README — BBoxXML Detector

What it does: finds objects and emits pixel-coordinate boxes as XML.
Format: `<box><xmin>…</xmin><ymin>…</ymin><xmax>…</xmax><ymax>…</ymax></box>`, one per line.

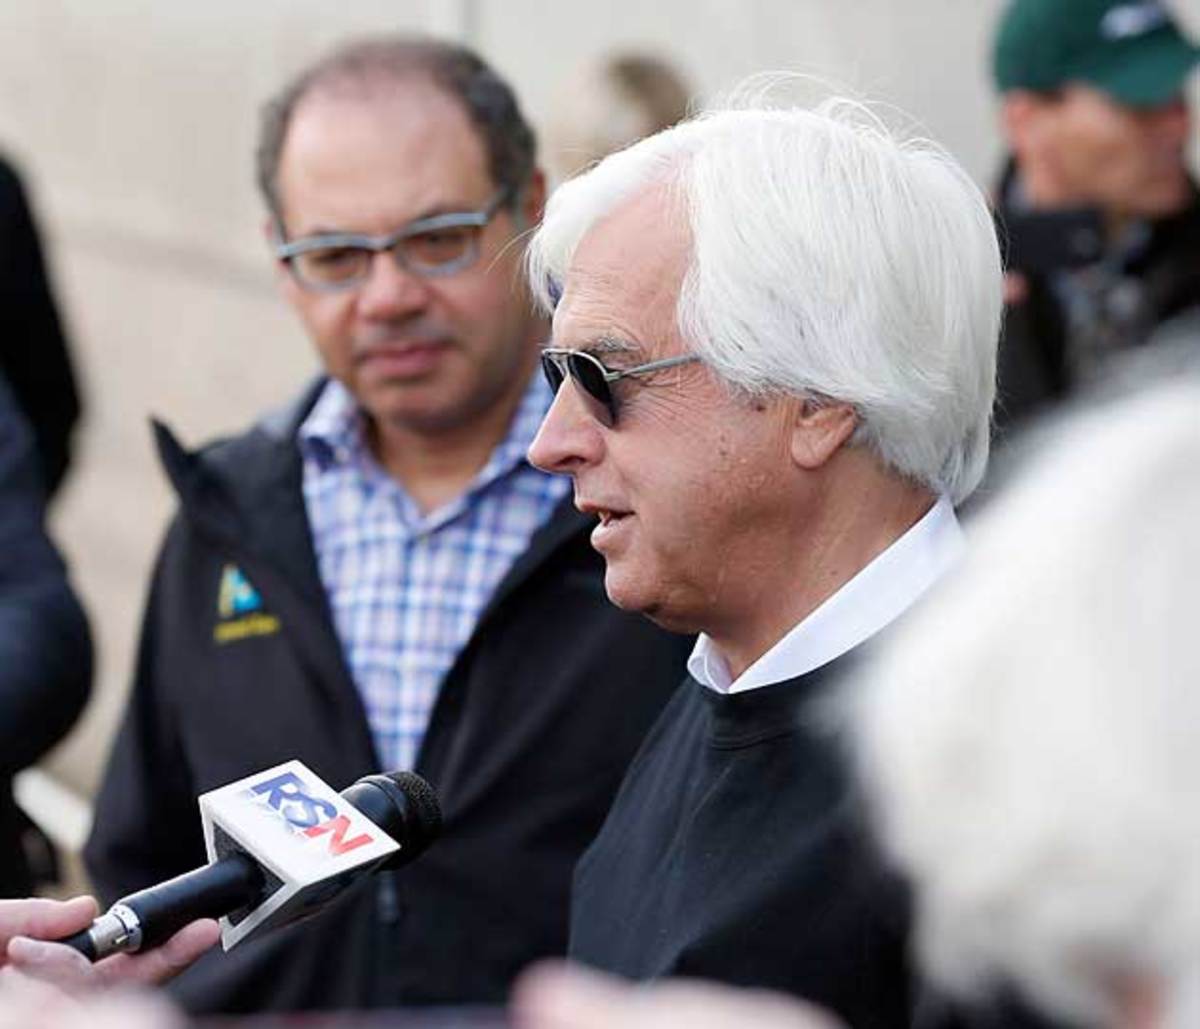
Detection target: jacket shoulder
<box><xmin>151</xmin><ymin>379</ymin><xmax>324</xmax><ymax>510</ymax></box>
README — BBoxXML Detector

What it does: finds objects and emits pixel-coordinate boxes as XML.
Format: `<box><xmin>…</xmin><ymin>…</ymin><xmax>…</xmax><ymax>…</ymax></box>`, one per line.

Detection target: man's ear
<box><xmin>790</xmin><ymin>400</ymin><xmax>858</xmax><ymax>470</ymax></box>
<box><xmin>1001</xmin><ymin>91</ymin><xmax>1046</xmax><ymax>155</ymax></box>
<box><xmin>263</xmin><ymin>216</ymin><xmax>294</xmax><ymax>294</ymax></box>
<box><xmin>518</xmin><ymin>168</ymin><xmax>547</xmax><ymax>230</ymax></box>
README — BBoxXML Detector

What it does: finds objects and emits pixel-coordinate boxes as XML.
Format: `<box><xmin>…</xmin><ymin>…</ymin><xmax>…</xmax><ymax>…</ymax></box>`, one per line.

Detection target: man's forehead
<box><xmin>564</xmin><ymin>185</ymin><xmax>688</xmax><ymax>294</ymax></box>
<box><xmin>279</xmin><ymin>81</ymin><xmax>493</xmax><ymax>227</ymax></box>
<box><xmin>297</xmin><ymin>73</ymin><xmax>468</xmax><ymax>131</ymax></box>
<box><xmin>553</xmin><ymin>186</ymin><xmax>689</xmax><ymax>351</ymax></box>
<box><xmin>584</xmin><ymin>183</ymin><xmax>685</xmax><ymax>255</ymax></box>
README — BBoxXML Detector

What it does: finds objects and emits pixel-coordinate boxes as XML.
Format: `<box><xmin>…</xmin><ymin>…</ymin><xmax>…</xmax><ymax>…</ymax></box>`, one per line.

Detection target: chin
<box><xmin>602</xmin><ymin>579</ymin><xmax>646</xmax><ymax>615</ymax></box>
<box><xmin>1133</xmin><ymin>178</ymin><xmax>1190</xmax><ymax>217</ymax></box>
<box><xmin>603</xmin><ymin>570</ymin><xmax>695</xmax><ymax>635</ymax></box>
<box><xmin>365</xmin><ymin>390</ymin><xmax>480</xmax><ymax>436</ymax></box>
<box><xmin>602</xmin><ymin>566</ymin><xmax>656</xmax><ymax>615</ymax></box>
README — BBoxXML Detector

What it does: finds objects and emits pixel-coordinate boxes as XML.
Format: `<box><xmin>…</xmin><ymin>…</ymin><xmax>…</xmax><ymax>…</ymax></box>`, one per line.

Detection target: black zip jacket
<box><xmin>84</xmin><ymin>381</ymin><xmax>691</xmax><ymax>1013</ymax></box>
<box><xmin>0</xmin><ymin>373</ymin><xmax>90</xmax><ymax>895</ymax></box>
<box><xmin>994</xmin><ymin>160</ymin><xmax>1200</xmax><ymax>431</ymax></box>
<box><xmin>0</xmin><ymin>155</ymin><xmax>81</xmax><ymax>497</ymax></box>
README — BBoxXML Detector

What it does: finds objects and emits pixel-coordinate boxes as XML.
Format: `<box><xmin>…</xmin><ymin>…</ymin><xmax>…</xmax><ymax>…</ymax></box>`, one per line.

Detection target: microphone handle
<box><xmin>59</xmin><ymin>853</ymin><xmax>263</xmax><ymax>959</ymax></box>
<box><xmin>127</xmin><ymin>852</ymin><xmax>264</xmax><ymax>949</ymax></box>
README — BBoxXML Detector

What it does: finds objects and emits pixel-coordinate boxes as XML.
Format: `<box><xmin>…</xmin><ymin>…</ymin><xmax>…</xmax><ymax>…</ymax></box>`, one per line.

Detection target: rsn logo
<box><xmin>249</xmin><ymin>771</ymin><xmax>375</xmax><ymax>857</ymax></box>
<box><xmin>1101</xmin><ymin>2</ymin><xmax>1169</xmax><ymax>40</ymax></box>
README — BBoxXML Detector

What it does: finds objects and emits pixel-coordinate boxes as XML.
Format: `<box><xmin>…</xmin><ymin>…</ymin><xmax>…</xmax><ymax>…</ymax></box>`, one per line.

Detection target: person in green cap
<box><xmin>991</xmin><ymin>0</ymin><xmax>1200</xmax><ymax>428</ymax></box>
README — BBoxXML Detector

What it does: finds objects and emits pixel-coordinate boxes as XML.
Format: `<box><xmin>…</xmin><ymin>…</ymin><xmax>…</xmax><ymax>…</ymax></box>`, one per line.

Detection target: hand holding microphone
<box><xmin>56</xmin><ymin>761</ymin><xmax>441</xmax><ymax>963</ymax></box>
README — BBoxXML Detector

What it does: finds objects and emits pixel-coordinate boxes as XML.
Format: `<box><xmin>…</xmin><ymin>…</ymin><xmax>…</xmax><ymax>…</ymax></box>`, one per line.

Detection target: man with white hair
<box><xmin>526</xmin><ymin>93</ymin><xmax>1005</xmax><ymax>1025</ymax></box>
<box><xmin>512</xmin><ymin>384</ymin><xmax>1200</xmax><ymax>1029</ymax></box>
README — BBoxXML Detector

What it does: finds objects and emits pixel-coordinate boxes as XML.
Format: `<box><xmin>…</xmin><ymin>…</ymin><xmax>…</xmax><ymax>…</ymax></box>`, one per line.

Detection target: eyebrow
<box><xmin>585</xmin><ymin>334</ymin><xmax>643</xmax><ymax>357</ymax></box>
<box><xmin>296</xmin><ymin>200</ymin><xmax>487</xmax><ymax>239</ymax></box>
<box><xmin>541</xmin><ymin>334</ymin><xmax>648</xmax><ymax>363</ymax></box>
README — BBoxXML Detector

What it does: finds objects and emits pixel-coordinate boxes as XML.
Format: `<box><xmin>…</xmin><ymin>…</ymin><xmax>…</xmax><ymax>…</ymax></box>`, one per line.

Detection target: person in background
<box><xmin>84</xmin><ymin>35</ymin><xmax>689</xmax><ymax>1016</ymax></box>
<box><xmin>0</xmin><ymin>155</ymin><xmax>82</xmax><ymax>497</ymax></box>
<box><xmin>0</xmin><ymin>373</ymin><xmax>90</xmax><ymax>897</ymax></box>
<box><xmin>990</xmin><ymin>0</ymin><xmax>1200</xmax><ymax>429</ymax></box>
<box><xmin>547</xmin><ymin>52</ymin><xmax>692</xmax><ymax>181</ymax></box>
<box><xmin>525</xmin><ymin>86</ymin><xmax>1015</xmax><ymax>1026</ymax></box>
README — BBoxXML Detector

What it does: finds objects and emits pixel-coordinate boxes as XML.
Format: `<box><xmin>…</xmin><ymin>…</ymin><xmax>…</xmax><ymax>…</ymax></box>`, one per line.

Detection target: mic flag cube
<box><xmin>199</xmin><ymin>759</ymin><xmax>400</xmax><ymax>950</ymax></box>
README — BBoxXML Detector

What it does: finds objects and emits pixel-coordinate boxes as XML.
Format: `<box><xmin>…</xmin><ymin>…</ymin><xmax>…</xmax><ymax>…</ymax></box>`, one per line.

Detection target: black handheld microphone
<box><xmin>60</xmin><ymin>765</ymin><xmax>441</xmax><ymax>961</ymax></box>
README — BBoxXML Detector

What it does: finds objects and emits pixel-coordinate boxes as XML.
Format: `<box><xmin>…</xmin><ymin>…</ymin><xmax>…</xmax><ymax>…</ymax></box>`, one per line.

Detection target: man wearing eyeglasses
<box><xmin>524</xmin><ymin>98</ymin><xmax>1020</xmax><ymax>1027</ymax></box>
<box><xmin>84</xmin><ymin>37</ymin><xmax>689</xmax><ymax>1016</ymax></box>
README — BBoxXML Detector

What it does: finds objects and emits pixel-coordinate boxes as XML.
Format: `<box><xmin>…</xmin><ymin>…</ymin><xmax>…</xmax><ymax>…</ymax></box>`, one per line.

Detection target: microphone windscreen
<box><xmin>340</xmin><ymin>771</ymin><xmax>442</xmax><ymax>869</ymax></box>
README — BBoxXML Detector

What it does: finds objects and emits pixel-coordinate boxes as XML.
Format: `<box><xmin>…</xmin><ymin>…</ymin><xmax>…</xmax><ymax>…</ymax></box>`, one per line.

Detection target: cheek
<box><xmin>441</xmin><ymin>263</ymin><xmax>524</xmax><ymax>333</ymax></box>
<box><xmin>295</xmin><ymin>295</ymin><xmax>355</xmax><ymax>367</ymax></box>
<box><xmin>629</xmin><ymin>451</ymin><xmax>728</xmax><ymax>557</ymax></box>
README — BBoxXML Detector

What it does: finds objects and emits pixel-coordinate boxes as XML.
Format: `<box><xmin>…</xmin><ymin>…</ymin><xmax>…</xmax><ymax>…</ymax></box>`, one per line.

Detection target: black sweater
<box><xmin>570</xmin><ymin>663</ymin><xmax>915</xmax><ymax>1028</ymax></box>
<box><xmin>570</xmin><ymin>664</ymin><xmax>1065</xmax><ymax>1029</ymax></box>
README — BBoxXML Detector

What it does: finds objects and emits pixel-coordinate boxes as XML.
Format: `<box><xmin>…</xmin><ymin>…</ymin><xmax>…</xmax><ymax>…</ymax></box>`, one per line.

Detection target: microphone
<box><xmin>60</xmin><ymin>761</ymin><xmax>441</xmax><ymax>961</ymax></box>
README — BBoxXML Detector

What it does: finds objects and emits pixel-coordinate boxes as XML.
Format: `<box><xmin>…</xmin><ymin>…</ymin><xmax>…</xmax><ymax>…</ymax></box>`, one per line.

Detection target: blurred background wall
<box><xmin>0</xmin><ymin>0</ymin><xmax>1196</xmax><ymax>879</ymax></box>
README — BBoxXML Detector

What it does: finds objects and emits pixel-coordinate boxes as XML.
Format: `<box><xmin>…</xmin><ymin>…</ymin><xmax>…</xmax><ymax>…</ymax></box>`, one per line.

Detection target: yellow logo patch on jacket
<box><xmin>214</xmin><ymin>564</ymin><xmax>281</xmax><ymax>643</ymax></box>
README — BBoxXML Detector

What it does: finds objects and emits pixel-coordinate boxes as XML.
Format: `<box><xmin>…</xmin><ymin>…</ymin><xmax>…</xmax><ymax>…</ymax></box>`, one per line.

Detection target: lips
<box><xmin>578</xmin><ymin>500</ymin><xmax>632</xmax><ymax>523</ymax></box>
<box><xmin>578</xmin><ymin>501</ymin><xmax>633</xmax><ymax>551</ymax></box>
<box><xmin>355</xmin><ymin>339</ymin><xmax>450</xmax><ymax>379</ymax></box>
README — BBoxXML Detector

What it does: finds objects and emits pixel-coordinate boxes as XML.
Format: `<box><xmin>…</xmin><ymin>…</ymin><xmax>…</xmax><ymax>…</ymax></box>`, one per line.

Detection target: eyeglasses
<box><xmin>275</xmin><ymin>188</ymin><xmax>511</xmax><ymax>292</ymax></box>
<box><xmin>540</xmin><ymin>347</ymin><xmax>701</xmax><ymax>427</ymax></box>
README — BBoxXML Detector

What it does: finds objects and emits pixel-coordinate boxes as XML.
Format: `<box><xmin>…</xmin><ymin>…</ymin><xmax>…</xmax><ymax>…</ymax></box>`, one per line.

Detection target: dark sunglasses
<box><xmin>540</xmin><ymin>347</ymin><xmax>702</xmax><ymax>426</ymax></box>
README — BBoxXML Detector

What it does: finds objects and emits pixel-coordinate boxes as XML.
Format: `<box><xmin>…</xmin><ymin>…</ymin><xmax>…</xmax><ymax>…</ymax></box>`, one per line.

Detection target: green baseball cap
<box><xmin>993</xmin><ymin>0</ymin><xmax>1200</xmax><ymax>106</ymax></box>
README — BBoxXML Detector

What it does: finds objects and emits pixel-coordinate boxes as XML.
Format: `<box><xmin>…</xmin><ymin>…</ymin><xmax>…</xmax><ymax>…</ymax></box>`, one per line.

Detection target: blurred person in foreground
<box><xmin>0</xmin><ymin>155</ymin><xmax>83</xmax><ymax>498</ymax></box>
<box><xmin>512</xmin><ymin>381</ymin><xmax>1200</xmax><ymax>1029</ymax></box>
<box><xmin>524</xmin><ymin>85</ymin><xmax>1012</xmax><ymax>1026</ymax></box>
<box><xmin>991</xmin><ymin>0</ymin><xmax>1200</xmax><ymax>430</ymax></box>
<box><xmin>856</xmin><ymin>381</ymin><xmax>1200</xmax><ymax>1029</ymax></box>
<box><xmin>0</xmin><ymin>374</ymin><xmax>90</xmax><ymax>897</ymax></box>
<box><xmin>547</xmin><ymin>52</ymin><xmax>692</xmax><ymax>182</ymax></box>
<box><xmin>83</xmin><ymin>35</ymin><xmax>689</xmax><ymax>1015</ymax></box>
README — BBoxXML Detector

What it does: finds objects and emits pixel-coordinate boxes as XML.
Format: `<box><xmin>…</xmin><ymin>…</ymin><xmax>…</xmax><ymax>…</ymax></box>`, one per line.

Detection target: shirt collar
<box><xmin>688</xmin><ymin>494</ymin><xmax>964</xmax><ymax>693</ymax></box>
<box><xmin>297</xmin><ymin>378</ymin><xmax>365</xmax><ymax>469</ymax></box>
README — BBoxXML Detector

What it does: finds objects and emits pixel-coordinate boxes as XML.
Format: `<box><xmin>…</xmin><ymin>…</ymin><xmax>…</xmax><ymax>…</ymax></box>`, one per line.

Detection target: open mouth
<box><xmin>597</xmin><ymin>510</ymin><xmax>631</xmax><ymax>526</ymax></box>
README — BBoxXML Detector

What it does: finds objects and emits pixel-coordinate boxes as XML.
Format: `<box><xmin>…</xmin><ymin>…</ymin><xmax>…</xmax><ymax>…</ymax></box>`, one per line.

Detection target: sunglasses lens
<box><xmin>568</xmin><ymin>354</ymin><xmax>616</xmax><ymax>427</ymax></box>
<box><xmin>540</xmin><ymin>352</ymin><xmax>565</xmax><ymax>393</ymax></box>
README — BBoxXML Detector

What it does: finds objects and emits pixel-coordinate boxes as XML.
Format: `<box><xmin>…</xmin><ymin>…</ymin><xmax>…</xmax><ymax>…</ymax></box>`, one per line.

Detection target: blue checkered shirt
<box><xmin>298</xmin><ymin>375</ymin><xmax>570</xmax><ymax>772</ymax></box>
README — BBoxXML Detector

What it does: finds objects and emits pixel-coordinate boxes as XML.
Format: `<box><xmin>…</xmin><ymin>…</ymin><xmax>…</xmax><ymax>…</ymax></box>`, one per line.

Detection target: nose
<box><xmin>528</xmin><ymin>377</ymin><xmax>605</xmax><ymax>475</ymax></box>
<box><xmin>356</xmin><ymin>250</ymin><xmax>431</xmax><ymax>320</ymax></box>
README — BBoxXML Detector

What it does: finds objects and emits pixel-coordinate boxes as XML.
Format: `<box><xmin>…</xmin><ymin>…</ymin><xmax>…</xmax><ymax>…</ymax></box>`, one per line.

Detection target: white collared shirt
<box><xmin>688</xmin><ymin>495</ymin><xmax>963</xmax><ymax>693</ymax></box>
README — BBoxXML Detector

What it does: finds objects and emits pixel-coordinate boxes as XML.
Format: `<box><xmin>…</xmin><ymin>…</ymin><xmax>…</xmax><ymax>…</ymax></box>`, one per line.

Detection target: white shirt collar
<box><xmin>688</xmin><ymin>495</ymin><xmax>963</xmax><ymax>693</ymax></box>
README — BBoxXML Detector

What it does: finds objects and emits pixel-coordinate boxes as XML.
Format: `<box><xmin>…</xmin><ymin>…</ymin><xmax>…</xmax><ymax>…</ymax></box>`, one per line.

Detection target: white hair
<box><xmin>528</xmin><ymin>83</ymin><xmax>1003</xmax><ymax>504</ymax></box>
<box><xmin>851</xmin><ymin>383</ymin><xmax>1200</xmax><ymax>1027</ymax></box>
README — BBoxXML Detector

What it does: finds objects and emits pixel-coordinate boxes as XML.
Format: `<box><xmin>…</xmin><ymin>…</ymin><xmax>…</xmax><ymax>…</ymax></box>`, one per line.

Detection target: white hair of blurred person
<box><xmin>528</xmin><ymin>81</ymin><xmax>1002</xmax><ymax>505</ymax></box>
<box><xmin>853</xmin><ymin>382</ymin><xmax>1200</xmax><ymax>1028</ymax></box>
<box><xmin>547</xmin><ymin>53</ymin><xmax>692</xmax><ymax>181</ymax></box>
<box><xmin>512</xmin><ymin>961</ymin><xmax>845</xmax><ymax>1029</ymax></box>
